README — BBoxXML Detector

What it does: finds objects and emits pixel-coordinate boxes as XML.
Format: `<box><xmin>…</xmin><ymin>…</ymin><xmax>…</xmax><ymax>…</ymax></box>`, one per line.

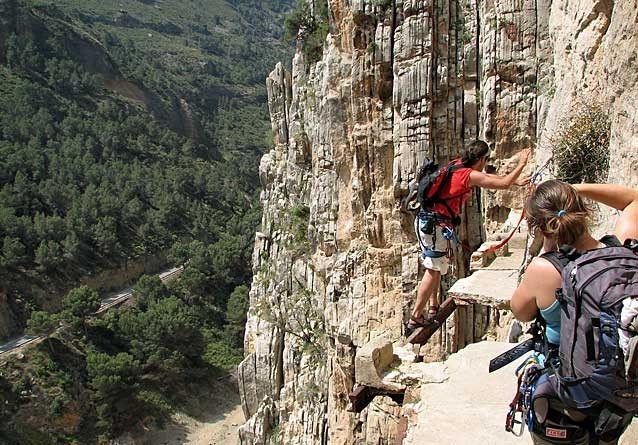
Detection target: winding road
<box><xmin>0</xmin><ymin>266</ymin><xmax>183</xmax><ymax>355</ymax></box>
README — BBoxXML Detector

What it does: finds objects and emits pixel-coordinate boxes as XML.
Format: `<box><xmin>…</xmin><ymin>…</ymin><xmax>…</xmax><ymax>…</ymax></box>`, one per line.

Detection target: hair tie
<box><xmin>557</xmin><ymin>210</ymin><xmax>567</xmax><ymax>218</ymax></box>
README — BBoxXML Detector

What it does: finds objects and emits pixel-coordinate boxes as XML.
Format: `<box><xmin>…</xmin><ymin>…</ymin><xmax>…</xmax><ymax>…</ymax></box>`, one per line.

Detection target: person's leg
<box><xmin>411</xmin><ymin>267</ymin><xmax>441</xmax><ymax>321</ymax></box>
<box><xmin>409</xmin><ymin>219</ymin><xmax>449</xmax><ymax>330</ymax></box>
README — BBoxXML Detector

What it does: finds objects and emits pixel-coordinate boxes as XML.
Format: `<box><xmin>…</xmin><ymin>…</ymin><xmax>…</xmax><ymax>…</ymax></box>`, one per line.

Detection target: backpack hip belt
<box><xmin>419</xmin><ymin>209</ymin><xmax>456</xmax><ymax>227</ymax></box>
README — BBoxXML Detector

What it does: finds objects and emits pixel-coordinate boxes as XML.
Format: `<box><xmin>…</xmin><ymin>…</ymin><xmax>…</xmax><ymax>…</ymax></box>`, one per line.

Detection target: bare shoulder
<box><xmin>527</xmin><ymin>256</ymin><xmax>560</xmax><ymax>274</ymax></box>
<box><xmin>512</xmin><ymin>256</ymin><xmax>561</xmax><ymax>321</ymax></box>
<box><xmin>468</xmin><ymin>170</ymin><xmax>492</xmax><ymax>188</ymax></box>
<box><xmin>526</xmin><ymin>257</ymin><xmax>562</xmax><ymax>286</ymax></box>
<box><xmin>468</xmin><ymin>169</ymin><xmax>482</xmax><ymax>183</ymax></box>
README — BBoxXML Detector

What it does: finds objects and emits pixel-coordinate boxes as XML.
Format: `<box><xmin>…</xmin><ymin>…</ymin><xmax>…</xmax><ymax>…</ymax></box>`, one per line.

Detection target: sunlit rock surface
<box><xmin>239</xmin><ymin>1</ymin><xmax>638</xmax><ymax>443</ymax></box>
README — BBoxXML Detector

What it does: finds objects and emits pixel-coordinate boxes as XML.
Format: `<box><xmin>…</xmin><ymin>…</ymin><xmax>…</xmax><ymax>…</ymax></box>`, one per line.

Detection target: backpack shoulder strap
<box><xmin>440</xmin><ymin>163</ymin><xmax>466</xmax><ymax>195</ymax></box>
<box><xmin>600</xmin><ymin>234</ymin><xmax>622</xmax><ymax>247</ymax></box>
<box><xmin>430</xmin><ymin>162</ymin><xmax>461</xmax><ymax>197</ymax></box>
<box><xmin>432</xmin><ymin>161</ymin><xmax>463</xmax><ymax>225</ymax></box>
<box><xmin>540</xmin><ymin>251</ymin><xmax>570</xmax><ymax>273</ymax></box>
<box><xmin>429</xmin><ymin>162</ymin><xmax>465</xmax><ymax>217</ymax></box>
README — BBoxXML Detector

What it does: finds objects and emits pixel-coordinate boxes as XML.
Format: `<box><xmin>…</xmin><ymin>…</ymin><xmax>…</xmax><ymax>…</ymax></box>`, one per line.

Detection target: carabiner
<box><xmin>442</xmin><ymin>226</ymin><xmax>455</xmax><ymax>240</ymax></box>
<box><xmin>509</xmin><ymin>409</ymin><xmax>525</xmax><ymax>437</ymax></box>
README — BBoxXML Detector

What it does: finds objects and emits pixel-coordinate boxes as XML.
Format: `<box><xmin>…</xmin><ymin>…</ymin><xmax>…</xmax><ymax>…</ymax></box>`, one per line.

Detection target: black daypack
<box><xmin>403</xmin><ymin>158</ymin><xmax>464</xmax><ymax>219</ymax></box>
<box><xmin>542</xmin><ymin>235</ymin><xmax>638</xmax><ymax>413</ymax></box>
<box><xmin>526</xmin><ymin>370</ymin><xmax>632</xmax><ymax>444</ymax></box>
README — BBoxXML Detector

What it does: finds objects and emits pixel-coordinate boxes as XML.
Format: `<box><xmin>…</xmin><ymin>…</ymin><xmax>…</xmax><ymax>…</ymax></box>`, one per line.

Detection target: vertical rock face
<box><xmin>239</xmin><ymin>1</ymin><xmax>638</xmax><ymax>443</ymax></box>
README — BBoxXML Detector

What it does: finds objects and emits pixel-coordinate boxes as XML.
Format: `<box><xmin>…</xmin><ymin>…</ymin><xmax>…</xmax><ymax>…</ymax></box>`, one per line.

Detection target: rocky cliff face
<box><xmin>239</xmin><ymin>1</ymin><xmax>638</xmax><ymax>443</ymax></box>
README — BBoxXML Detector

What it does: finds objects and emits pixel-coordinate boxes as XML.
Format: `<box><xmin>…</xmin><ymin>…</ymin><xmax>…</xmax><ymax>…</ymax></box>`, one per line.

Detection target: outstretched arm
<box><xmin>573</xmin><ymin>183</ymin><xmax>638</xmax><ymax>242</ymax></box>
<box><xmin>469</xmin><ymin>149</ymin><xmax>530</xmax><ymax>190</ymax></box>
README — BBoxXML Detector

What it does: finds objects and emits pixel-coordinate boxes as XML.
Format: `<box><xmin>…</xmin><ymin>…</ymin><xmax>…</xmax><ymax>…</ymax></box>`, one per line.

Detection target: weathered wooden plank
<box><xmin>407</xmin><ymin>298</ymin><xmax>458</xmax><ymax>345</ymax></box>
<box><xmin>348</xmin><ymin>385</ymin><xmax>369</xmax><ymax>413</ymax></box>
<box><xmin>395</xmin><ymin>415</ymin><xmax>409</xmax><ymax>445</ymax></box>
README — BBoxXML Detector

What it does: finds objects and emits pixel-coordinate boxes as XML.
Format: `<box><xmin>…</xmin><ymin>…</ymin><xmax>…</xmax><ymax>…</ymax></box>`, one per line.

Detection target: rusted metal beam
<box><xmin>348</xmin><ymin>385</ymin><xmax>370</xmax><ymax>413</ymax></box>
<box><xmin>407</xmin><ymin>297</ymin><xmax>457</xmax><ymax>345</ymax></box>
<box><xmin>395</xmin><ymin>415</ymin><xmax>409</xmax><ymax>445</ymax></box>
<box><xmin>348</xmin><ymin>385</ymin><xmax>406</xmax><ymax>413</ymax></box>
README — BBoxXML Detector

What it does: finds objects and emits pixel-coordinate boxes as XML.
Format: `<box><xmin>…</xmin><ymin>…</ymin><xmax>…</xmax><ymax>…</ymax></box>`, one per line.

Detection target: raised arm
<box><xmin>469</xmin><ymin>149</ymin><xmax>530</xmax><ymax>190</ymax></box>
<box><xmin>573</xmin><ymin>183</ymin><xmax>638</xmax><ymax>242</ymax></box>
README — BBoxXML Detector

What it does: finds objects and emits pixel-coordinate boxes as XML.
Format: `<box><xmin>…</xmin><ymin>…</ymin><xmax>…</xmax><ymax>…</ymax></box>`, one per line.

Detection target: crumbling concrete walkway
<box><xmin>402</xmin><ymin>341</ymin><xmax>638</xmax><ymax>444</ymax></box>
<box><xmin>448</xmin><ymin>237</ymin><xmax>525</xmax><ymax>309</ymax></box>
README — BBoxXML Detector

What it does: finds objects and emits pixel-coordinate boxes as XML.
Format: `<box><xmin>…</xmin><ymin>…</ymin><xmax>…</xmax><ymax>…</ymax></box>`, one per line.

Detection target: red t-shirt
<box><xmin>429</xmin><ymin>160</ymin><xmax>473</xmax><ymax>219</ymax></box>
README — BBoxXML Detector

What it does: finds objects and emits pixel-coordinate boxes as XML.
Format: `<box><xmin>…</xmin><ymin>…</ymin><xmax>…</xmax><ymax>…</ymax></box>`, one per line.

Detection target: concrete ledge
<box><xmin>355</xmin><ymin>335</ymin><xmax>403</xmax><ymax>391</ymax></box>
<box><xmin>404</xmin><ymin>342</ymin><xmax>532</xmax><ymax>445</ymax></box>
<box><xmin>403</xmin><ymin>341</ymin><xmax>638</xmax><ymax>445</ymax></box>
<box><xmin>450</xmin><ymin>246</ymin><xmax>524</xmax><ymax>308</ymax></box>
<box><xmin>448</xmin><ymin>268</ymin><xmax>519</xmax><ymax>308</ymax></box>
<box><xmin>470</xmin><ymin>240</ymin><xmax>509</xmax><ymax>270</ymax></box>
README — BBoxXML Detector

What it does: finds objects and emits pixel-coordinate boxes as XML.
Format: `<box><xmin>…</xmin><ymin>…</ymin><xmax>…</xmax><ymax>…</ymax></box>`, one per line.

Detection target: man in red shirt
<box><xmin>407</xmin><ymin>140</ymin><xmax>530</xmax><ymax>334</ymax></box>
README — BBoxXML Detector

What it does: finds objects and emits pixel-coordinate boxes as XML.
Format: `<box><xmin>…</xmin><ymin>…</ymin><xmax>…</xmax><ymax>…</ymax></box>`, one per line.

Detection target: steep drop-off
<box><xmin>240</xmin><ymin>1</ymin><xmax>638</xmax><ymax>443</ymax></box>
<box><xmin>0</xmin><ymin>0</ymin><xmax>293</xmax><ymax>339</ymax></box>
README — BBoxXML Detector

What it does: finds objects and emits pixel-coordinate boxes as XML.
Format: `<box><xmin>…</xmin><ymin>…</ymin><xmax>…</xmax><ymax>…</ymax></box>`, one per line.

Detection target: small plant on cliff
<box><xmin>284</xmin><ymin>0</ymin><xmax>329</xmax><ymax>64</ymax></box>
<box><xmin>538</xmin><ymin>76</ymin><xmax>556</xmax><ymax>99</ymax></box>
<box><xmin>463</xmin><ymin>29</ymin><xmax>473</xmax><ymax>44</ymax></box>
<box><xmin>270</xmin><ymin>423</ymin><xmax>283</xmax><ymax>445</ymax></box>
<box><xmin>475</xmin><ymin>88</ymin><xmax>482</xmax><ymax>108</ymax></box>
<box><xmin>288</xmin><ymin>204</ymin><xmax>310</xmax><ymax>242</ymax></box>
<box><xmin>551</xmin><ymin>103</ymin><xmax>610</xmax><ymax>184</ymax></box>
<box><xmin>255</xmin><ymin>285</ymin><xmax>326</xmax><ymax>355</ymax></box>
<box><xmin>370</xmin><ymin>0</ymin><xmax>392</xmax><ymax>7</ymax></box>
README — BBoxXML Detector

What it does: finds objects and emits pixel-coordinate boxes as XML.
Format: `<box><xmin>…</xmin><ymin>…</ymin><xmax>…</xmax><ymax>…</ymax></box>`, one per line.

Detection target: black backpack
<box><xmin>542</xmin><ymin>235</ymin><xmax>638</xmax><ymax>413</ymax></box>
<box><xmin>403</xmin><ymin>158</ymin><xmax>464</xmax><ymax>219</ymax></box>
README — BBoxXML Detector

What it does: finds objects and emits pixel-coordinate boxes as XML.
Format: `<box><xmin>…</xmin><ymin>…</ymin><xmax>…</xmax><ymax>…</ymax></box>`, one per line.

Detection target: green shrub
<box><xmin>288</xmin><ymin>204</ymin><xmax>310</xmax><ymax>243</ymax></box>
<box><xmin>48</xmin><ymin>393</ymin><xmax>71</xmax><ymax>417</ymax></box>
<box><xmin>284</xmin><ymin>0</ymin><xmax>329</xmax><ymax>63</ymax></box>
<box><xmin>136</xmin><ymin>389</ymin><xmax>173</xmax><ymax>413</ymax></box>
<box><xmin>552</xmin><ymin>104</ymin><xmax>610</xmax><ymax>184</ymax></box>
<box><xmin>203</xmin><ymin>340</ymin><xmax>243</xmax><ymax>370</ymax></box>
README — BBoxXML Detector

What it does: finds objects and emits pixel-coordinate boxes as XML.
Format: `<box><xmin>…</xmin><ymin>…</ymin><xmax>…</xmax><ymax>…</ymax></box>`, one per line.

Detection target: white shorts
<box><xmin>414</xmin><ymin>214</ymin><xmax>451</xmax><ymax>275</ymax></box>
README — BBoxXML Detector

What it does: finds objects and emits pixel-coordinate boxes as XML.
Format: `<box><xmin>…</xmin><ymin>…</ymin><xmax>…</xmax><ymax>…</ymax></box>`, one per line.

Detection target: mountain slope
<box><xmin>0</xmin><ymin>0</ymin><xmax>293</xmax><ymax>337</ymax></box>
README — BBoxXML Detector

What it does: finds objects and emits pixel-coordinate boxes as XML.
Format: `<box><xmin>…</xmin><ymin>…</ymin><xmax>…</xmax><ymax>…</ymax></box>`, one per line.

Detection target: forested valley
<box><xmin>0</xmin><ymin>0</ymin><xmax>293</xmax><ymax>442</ymax></box>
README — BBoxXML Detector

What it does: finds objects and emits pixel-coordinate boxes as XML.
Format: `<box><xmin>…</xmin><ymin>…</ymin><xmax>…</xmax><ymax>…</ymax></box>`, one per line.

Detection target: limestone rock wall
<box><xmin>239</xmin><ymin>1</ymin><xmax>638</xmax><ymax>444</ymax></box>
<box><xmin>538</xmin><ymin>0</ymin><xmax>638</xmax><ymax>234</ymax></box>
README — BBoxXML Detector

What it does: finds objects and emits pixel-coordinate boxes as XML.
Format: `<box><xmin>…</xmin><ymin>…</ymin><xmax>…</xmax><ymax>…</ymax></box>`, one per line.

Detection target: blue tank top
<box><xmin>540</xmin><ymin>299</ymin><xmax>561</xmax><ymax>345</ymax></box>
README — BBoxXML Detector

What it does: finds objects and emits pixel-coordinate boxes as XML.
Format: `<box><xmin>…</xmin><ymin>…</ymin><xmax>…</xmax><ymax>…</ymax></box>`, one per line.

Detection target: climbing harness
<box><xmin>506</xmin><ymin>372</ymin><xmax>526</xmax><ymax>436</ymax></box>
<box><xmin>442</xmin><ymin>226</ymin><xmax>455</xmax><ymax>260</ymax></box>
<box><xmin>415</xmin><ymin>210</ymin><xmax>455</xmax><ymax>259</ymax></box>
<box><xmin>506</xmin><ymin>352</ymin><xmax>545</xmax><ymax>436</ymax></box>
